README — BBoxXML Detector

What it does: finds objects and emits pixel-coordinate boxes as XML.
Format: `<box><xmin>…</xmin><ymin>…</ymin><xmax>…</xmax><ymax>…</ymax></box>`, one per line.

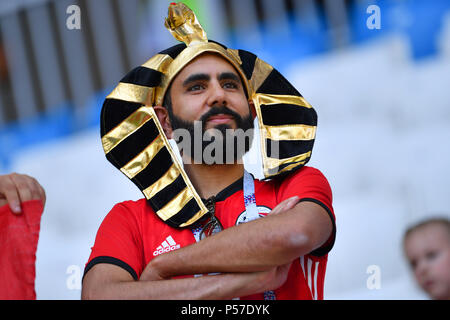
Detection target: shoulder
<box><xmin>112</xmin><ymin>198</ymin><xmax>149</xmax><ymax>212</ymax></box>
<box><xmin>102</xmin><ymin>198</ymin><xmax>154</xmax><ymax>226</ymax></box>
<box><xmin>111</xmin><ymin>198</ymin><xmax>153</xmax><ymax>214</ymax></box>
<box><xmin>285</xmin><ymin>166</ymin><xmax>329</xmax><ymax>181</ymax></box>
<box><xmin>254</xmin><ymin>166</ymin><xmax>332</xmax><ymax>194</ymax></box>
<box><xmin>278</xmin><ymin>166</ymin><xmax>332</xmax><ymax>191</ymax></box>
<box><xmin>282</xmin><ymin>167</ymin><xmax>336</xmax><ymax>256</ymax></box>
<box><xmin>275</xmin><ymin>166</ymin><xmax>333</xmax><ymax>210</ymax></box>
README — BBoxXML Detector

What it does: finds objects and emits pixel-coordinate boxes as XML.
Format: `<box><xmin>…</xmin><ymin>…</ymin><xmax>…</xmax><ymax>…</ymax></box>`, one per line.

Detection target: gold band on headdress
<box><xmin>165</xmin><ymin>2</ymin><xmax>208</xmax><ymax>46</ymax></box>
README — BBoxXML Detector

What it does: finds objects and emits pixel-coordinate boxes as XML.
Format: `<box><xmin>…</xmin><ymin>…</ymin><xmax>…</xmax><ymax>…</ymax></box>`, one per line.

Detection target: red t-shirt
<box><xmin>84</xmin><ymin>166</ymin><xmax>335</xmax><ymax>299</ymax></box>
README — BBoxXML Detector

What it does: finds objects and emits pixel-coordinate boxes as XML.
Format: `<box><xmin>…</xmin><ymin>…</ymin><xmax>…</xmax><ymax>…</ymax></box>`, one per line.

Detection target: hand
<box><xmin>0</xmin><ymin>173</ymin><xmax>46</xmax><ymax>214</ymax></box>
<box><xmin>252</xmin><ymin>261</ymin><xmax>293</xmax><ymax>293</ymax></box>
<box><xmin>140</xmin><ymin>258</ymin><xmax>165</xmax><ymax>281</ymax></box>
<box><xmin>269</xmin><ymin>196</ymin><xmax>300</xmax><ymax>215</ymax></box>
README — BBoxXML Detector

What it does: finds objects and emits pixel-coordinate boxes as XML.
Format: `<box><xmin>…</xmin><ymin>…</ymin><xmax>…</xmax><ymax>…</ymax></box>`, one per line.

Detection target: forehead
<box><xmin>405</xmin><ymin>224</ymin><xmax>450</xmax><ymax>254</ymax></box>
<box><xmin>174</xmin><ymin>53</ymin><xmax>240</xmax><ymax>82</ymax></box>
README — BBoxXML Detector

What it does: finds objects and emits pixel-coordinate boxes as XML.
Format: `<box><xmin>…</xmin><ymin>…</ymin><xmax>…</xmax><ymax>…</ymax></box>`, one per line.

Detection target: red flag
<box><xmin>0</xmin><ymin>200</ymin><xmax>43</xmax><ymax>300</ymax></box>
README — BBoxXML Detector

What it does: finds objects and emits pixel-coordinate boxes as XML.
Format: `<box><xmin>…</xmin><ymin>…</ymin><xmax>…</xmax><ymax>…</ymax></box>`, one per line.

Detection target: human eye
<box><xmin>187</xmin><ymin>83</ymin><xmax>204</xmax><ymax>92</ymax></box>
<box><xmin>223</xmin><ymin>81</ymin><xmax>238</xmax><ymax>89</ymax></box>
<box><xmin>426</xmin><ymin>250</ymin><xmax>438</xmax><ymax>261</ymax></box>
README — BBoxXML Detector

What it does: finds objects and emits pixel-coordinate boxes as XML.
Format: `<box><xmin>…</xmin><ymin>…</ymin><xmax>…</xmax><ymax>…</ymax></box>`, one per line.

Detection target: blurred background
<box><xmin>0</xmin><ymin>0</ymin><xmax>449</xmax><ymax>299</ymax></box>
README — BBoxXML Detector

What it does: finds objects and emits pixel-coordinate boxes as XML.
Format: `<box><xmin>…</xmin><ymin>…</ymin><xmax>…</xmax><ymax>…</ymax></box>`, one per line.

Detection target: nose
<box><xmin>415</xmin><ymin>260</ymin><xmax>429</xmax><ymax>280</ymax></box>
<box><xmin>206</xmin><ymin>81</ymin><xmax>227</xmax><ymax>107</ymax></box>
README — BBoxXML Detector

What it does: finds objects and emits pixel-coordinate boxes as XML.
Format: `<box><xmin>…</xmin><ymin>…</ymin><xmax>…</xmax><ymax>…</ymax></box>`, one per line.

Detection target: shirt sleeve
<box><xmin>276</xmin><ymin>167</ymin><xmax>336</xmax><ymax>256</ymax></box>
<box><xmin>83</xmin><ymin>201</ymin><xmax>144</xmax><ymax>280</ymax></box>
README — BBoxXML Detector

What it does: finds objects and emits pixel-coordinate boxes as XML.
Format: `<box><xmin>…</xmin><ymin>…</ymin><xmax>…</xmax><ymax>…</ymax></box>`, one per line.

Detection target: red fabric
<box><xmin>0</xmin><ymin>200</ymin><xmax>43</xmax><ymax>300</ymax></box>
<box><xmin>86</xmin><ymin>166</ymin><xmax>335</xmax><ymax>299</ymax></box>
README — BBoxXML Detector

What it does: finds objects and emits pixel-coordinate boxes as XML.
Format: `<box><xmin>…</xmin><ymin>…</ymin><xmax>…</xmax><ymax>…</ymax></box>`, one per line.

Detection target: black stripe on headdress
<box><xmin>100</xmin><ymin>99</ymin><xmax>142</xmax><ymax>136</ymax></box>
<box><xmin>131</xmin><ymin>147</ymin><xmax>173</xmax><ymax>190</ymax></box>
<box><xmin>256</xmin><ymin>69</ymin><xmax>302</xmax><ymax>96</ymax></box>
<box><xmin>105</xmin><ymin>120</ymin><xmax>160</xmax><ymax>170</ymax></box>
<box><xmin>260</xmin><ymin>104</ymin><xmax>317</xmax><ymax>127</ymax></box>
<box><xmin>150</xmin><ymin>175</ymin><xmax>186</xmax><ymax>209</ymax></box>
<box><xmin>159</xmin><ymin>43</ymin><xmax>187</xmax><ymax>58</ymax></box>
<box><xmin>120</xmin><ymin>67</ymin><xmax>163</xmax><ymax>87</ymax></box>
<box><xmin>237</xmin><ymin>50</ymin><xmax>257</xmax><ymax>81</ymax></box>
<box><xmin>266</xmin><ymin>139</ymin><xmax>315</xmax><ymax>159</ymax></box>
<box><xmin>165</xmin><ymin>198</ymin><xmax>203</xmax><ymax>227</ymax></box>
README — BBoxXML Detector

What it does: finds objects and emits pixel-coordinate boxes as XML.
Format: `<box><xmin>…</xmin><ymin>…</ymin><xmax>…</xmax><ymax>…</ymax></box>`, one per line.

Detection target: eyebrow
<box><xmin>182</xmin><ymin>73</ymin><xmax>210</xmax><ymax>87</ymax></box>
<box><xmin>218</xmin><ymin>72</ymin><xmax>241</xmax><ymax>83</ymax></box>
<box><xmin>182</xmin><ymin>72</ymin><xmax>241</xmax><ymax>87</ymax></box>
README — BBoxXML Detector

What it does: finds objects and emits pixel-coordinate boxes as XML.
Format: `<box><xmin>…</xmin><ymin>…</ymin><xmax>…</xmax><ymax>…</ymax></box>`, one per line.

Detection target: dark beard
<box><xmin>168</xmin><ymin>105</ymin><xmax>254</xmax><ymax>164</ymax></box>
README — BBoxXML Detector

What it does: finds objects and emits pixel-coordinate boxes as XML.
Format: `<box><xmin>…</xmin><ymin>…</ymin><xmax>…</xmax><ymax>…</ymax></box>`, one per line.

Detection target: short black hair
<box><xmin>162</xmin><ymin>86</ymin><xmax>173</xmax><ymax>112</ymax></box>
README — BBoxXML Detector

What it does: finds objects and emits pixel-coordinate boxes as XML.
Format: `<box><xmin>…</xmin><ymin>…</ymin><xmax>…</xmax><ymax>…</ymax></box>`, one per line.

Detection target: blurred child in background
<box><xmin>403</xmin><ymin>217</ymin><xmax>450</xmax><ymax>300</ymax></box>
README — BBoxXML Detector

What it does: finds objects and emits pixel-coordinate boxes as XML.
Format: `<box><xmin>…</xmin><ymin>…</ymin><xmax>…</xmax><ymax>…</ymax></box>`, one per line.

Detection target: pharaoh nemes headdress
<box><xmin>100</xmin><ymin>2</ymin><xmax>317</xmax><ymax>228</ymax></box>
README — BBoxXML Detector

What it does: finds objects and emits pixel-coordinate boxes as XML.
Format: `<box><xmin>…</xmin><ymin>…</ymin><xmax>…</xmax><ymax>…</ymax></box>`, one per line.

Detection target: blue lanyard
<box><xmin>242</xmin><ymin>170</ymin><xmax>259</xmax><ymax>221</ymax></box>
<box><xmin>242</xmin><ymin>170</ymin><xmax>276</xmax><ymax>300</ymax></box>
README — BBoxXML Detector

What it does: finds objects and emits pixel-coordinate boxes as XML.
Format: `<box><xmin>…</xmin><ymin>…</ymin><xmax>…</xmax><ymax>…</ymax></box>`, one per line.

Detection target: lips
<box><xmin>206</xmin><ymin>114</ymin><xmax>234</xmax><ymax>124</ymax></box>
<box><xmin>423</xmin><ymin>279</ymin><xmax>435</xmax><ymax>290</ymax></box>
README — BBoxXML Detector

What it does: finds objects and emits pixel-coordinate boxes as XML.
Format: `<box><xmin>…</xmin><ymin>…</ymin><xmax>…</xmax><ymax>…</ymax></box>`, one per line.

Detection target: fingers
<box><xmin>37</xmin><ymin>181</ymin><xmax>46</xmax><ymax>207</ymax></box>
<box><xmin>258</xmin><ymin>260</ymin><xmax>294</xmax><ymax>292</ymax></box>
<box><xmin>0</xmin><ymin>174</ymin><xmax>21</xmax><ymax>214</ymax></box>
<box><xmin>269</xmin><ymin>196</ymin><xmax>300</xmax><ymax>215</ymax></box>
<box><xmin>277</xmin><ymin>261</ymin><xmax>293</xmax><ymax>273</ymax></box>
<box><xmin>275</xmin><ymin>261</ymin><xmax>293</xmax><ymax>286</ymax></box>
<box><xmin>0</xmin><ymin>173</ymin><xmax>45</xmax><ymax>214</ymax></box>
<box><xmin>14</xmin><ymin>175</ymin><xmax>33</xmax><ymax>206</ymax></box>
<box><xmin>25</xmin><ymin>175</ymin><xmax>45</xmax><ymax>205</ymax></box>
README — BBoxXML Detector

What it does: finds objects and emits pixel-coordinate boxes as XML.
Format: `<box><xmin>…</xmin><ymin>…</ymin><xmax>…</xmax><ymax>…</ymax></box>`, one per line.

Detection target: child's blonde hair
<box><xmin>404</xmin><ymin>217</ymin><xmax>450</xmax><ymax>243</ymax></box>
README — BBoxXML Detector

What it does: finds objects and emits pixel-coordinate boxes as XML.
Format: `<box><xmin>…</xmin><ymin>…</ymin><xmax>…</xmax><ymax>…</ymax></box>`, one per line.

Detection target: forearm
<box><xmin>151</xmin><ymin>207</ymin><xmax>310</xmax><ymax>278</ymax></box>
<box><xmin>83</xmin><ymin>272</ymin><xmax>266</xmax><ymax>300</ymax></box>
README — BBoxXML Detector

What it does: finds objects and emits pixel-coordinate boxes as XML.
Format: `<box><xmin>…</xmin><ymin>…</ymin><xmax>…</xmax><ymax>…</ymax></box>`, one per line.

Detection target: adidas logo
<box><xmin>153</xmin><ymin>235</ymin><xmax>180</xmax><ymax>256</ymax></box>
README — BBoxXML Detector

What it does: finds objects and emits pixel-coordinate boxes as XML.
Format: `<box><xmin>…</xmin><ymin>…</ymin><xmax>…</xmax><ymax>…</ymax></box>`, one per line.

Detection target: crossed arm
<box><xmin>81</xmin><ymin>197</ymin><xmax>332</xmax><ymax>300</ymax></box>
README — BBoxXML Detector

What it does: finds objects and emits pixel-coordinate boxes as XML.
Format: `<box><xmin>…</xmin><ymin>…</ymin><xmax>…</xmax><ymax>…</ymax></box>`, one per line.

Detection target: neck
<box><xmin>183</xmin><ymin>160</ymin><xmax>245</xmax><ymax>199</ymax></box>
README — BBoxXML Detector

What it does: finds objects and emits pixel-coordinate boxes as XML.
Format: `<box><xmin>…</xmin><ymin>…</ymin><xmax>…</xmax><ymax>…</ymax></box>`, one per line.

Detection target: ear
<box><xmin>153</xmin><ymin>105</ymin><xmax>173</xmax><ymax>139</ymax></box>
<box><xmin>248</xmin><ymin>99</ymin><xmax>257</xmax><ymax>119</ymax></box>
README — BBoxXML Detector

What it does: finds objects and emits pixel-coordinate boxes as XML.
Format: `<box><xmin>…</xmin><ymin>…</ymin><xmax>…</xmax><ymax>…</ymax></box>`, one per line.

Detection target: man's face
<box><xmin>165</xmin><ymin>53</ymin><xmax>254</xmax><ymax>164</ymax></box>
<box><xmin>404</xmin><ymin>223</ymin><xmax>450</xmax><ymax>300</ymax></box>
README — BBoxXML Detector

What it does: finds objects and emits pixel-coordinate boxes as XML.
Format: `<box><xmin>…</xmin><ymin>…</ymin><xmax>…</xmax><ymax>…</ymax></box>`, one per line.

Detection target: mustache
<box><xmin>199</xmin><ymin>105</ymin><xmax>242</xmax><ymax>123</ymax></box>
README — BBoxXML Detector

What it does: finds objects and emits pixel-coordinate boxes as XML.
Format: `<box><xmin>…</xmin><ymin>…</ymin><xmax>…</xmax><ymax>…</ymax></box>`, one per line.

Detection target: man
<box><xmin>82</xmin><ymin>2</ymin><xmax>335</xmax><ymax>300</ymax></box>
<box><xmin>403</xmin><ymin>218</ymin><xmax>450</xmax><ymax>300</ymax></box>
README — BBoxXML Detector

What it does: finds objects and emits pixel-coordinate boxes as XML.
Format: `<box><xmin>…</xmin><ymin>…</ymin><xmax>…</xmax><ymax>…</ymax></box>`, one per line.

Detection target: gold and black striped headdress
<box><xmin>100</xmin><ymin>2</ymin><xmax>317</xmax><ymax>228</ymax></box>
